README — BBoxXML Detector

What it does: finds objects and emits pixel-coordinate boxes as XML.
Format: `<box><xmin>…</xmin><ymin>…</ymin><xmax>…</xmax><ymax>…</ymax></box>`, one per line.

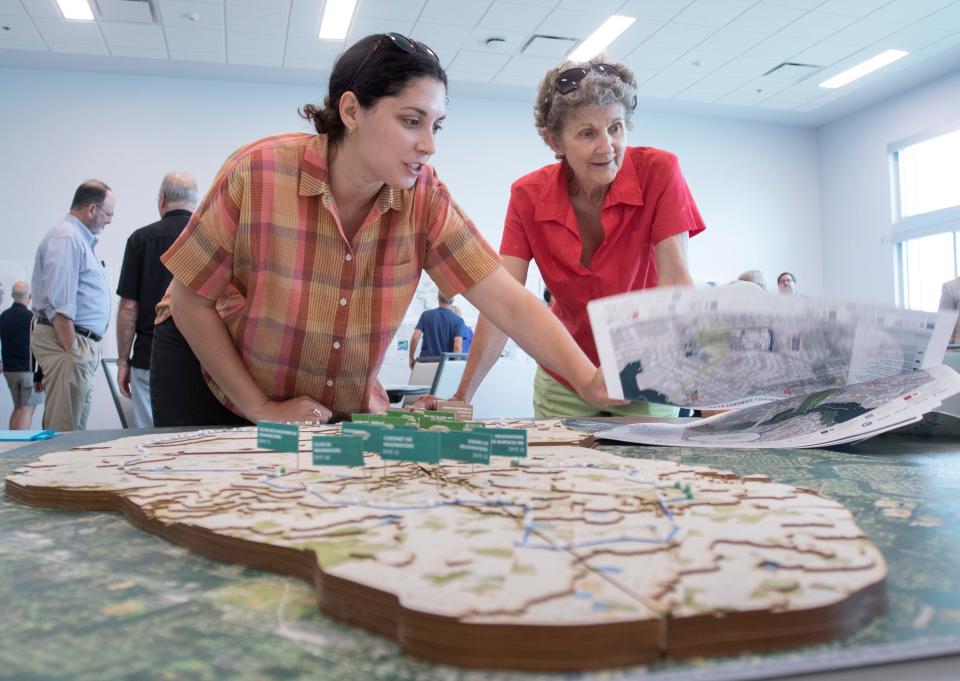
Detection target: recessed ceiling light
<box><xmin>318</xmin><ymin>0</ymin><xmax>358</xmax><ymax>41</ymax></box>
<box><xmin>55</xmin><ymin>0</ymin><xmax>94</xmax><ymax>21</ymax></box>
<box><xmin>818</xmin><ymin>49</ymin><xmax>908</xmax><ymax>89</ymax></box>
<box><xmin>567</xmin><ymin>15</ymin><xmax>635</xmax><ymax>63</ymax></box>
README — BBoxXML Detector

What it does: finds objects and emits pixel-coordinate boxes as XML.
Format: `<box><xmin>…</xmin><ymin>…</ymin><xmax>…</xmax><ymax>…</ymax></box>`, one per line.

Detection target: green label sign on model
<box><xmin>381</xmin><ymin>430</ymin><xmax>441</xmax><ymax>464</ymax></box>
<box><xmin>311</xmin><ymin>435</ymin><xmax>364</xmax><ymax>467</ymax></box>
<box><xmin>341</xmin><ymin>422</ymin><xmax>384</xmax><ymax>453</ymax></box>
<box><xmin>442</xmin><ymin>430</ymin><xmax>492</xmax><ymax>464</ymax></box>
<box><xmin>257</xmin><ymin>421</ymin><xmax>300</xmax><ymax>452</ymax></box>
<box><xmin>485</xmin><ymin>428</ymin><xmax>528</xmax><ymax>457</ymax></box>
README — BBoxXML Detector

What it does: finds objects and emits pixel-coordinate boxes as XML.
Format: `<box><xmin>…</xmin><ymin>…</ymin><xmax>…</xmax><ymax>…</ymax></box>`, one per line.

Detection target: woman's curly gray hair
<box><xmin>534</xmin><ymin>56</ymin><xmax>638</xmax><ymax>147</ymax></box>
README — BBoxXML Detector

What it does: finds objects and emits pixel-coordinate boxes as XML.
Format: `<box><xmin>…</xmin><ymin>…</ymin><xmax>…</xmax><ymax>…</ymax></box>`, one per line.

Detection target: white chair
<box><xmin>401</xmin><ymin>352</ymin><xmax>468</xmax><ymax>406</ymax></box>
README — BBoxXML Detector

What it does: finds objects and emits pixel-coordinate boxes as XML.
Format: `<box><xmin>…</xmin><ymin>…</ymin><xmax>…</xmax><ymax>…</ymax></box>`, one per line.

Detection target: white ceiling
<box><xmin>1</xmin><ymin>0</ymin><xmax>959</xmax><ymax>126</ymax></box>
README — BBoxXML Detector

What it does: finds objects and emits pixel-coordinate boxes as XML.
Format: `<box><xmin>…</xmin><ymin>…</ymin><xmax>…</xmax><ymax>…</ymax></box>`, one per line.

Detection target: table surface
<box><xmin>2</xmin><ymin>426</ymin><xmax>960</xmax><ymax>681</ymax></box>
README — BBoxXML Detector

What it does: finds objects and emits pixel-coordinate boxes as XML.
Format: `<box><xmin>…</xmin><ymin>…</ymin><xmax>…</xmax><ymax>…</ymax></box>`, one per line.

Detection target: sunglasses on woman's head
<box><xmin>348</xmin><ymin>32</ymin><xmax>439</xmax><ymax>90</ymax></box>
<box><xmin>554</xmin><ymin>63</ymin><xmax>621</xmax><ymax>94</ymax></box>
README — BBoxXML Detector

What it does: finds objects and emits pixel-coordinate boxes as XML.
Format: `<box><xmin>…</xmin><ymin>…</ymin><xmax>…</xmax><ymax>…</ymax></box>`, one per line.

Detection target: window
<box><xmin>898</xmin><ymin>231</ymin><xmax>957</xmax><ymax>312</ymax></box>
<box><xmin>891</xmin><ymin>124</ymin><xmax>960</xmax><ymax>310</ymax></box>
<box><xmin>896</xmin><ymin>128</ymin><xmax>960</xmax><ymax>219</ymax></box>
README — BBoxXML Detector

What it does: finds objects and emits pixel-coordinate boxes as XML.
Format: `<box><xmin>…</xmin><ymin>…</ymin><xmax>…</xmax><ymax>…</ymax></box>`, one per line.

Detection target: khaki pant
<box><xmin>31</xmin><ymin>323</ymin><xmax>100</xmax><ymax>431</ymax></box>
<box><xmin>532</xmin><ymin>366</ymin><xmax>679</xmax><ymax>419</ymax></box>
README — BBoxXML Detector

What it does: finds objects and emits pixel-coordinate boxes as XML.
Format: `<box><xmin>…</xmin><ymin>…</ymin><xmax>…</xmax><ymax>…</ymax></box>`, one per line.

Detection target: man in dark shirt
<box><xmin>0</xmin><ymin>281</ymin><xmax>44</xmax><ymax>429</ymax></box>
<box><xmin>408</xmin><ymin>292</ymin><xmax>465</xmax><ymax>369</ymax></box>
<box><xmin>116</xmin><ymin>172</ymin><xmax>197</xmax><ymax>427</ymax></box>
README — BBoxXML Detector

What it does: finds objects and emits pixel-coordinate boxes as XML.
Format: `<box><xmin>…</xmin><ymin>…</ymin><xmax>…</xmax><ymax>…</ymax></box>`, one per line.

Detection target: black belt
<box><xmin>35</xmin><ymin>316</ymin><xmax>102</xmax><ymax>343</ymax></box>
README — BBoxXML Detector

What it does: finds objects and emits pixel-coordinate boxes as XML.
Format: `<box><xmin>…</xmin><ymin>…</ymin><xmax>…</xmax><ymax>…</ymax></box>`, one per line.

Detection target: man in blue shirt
<box><xmin>0</xmin><ymin>282</ymin><xmax>44</xmax><ymax>429</ymax></box>
<box><xmin>31</xmin><ymin>180</ymin><xmax>114</xmax><ymax>431</ymax></box>
<box><xmin>408</xmin><ymin>293</ymin><xmax>465</xmax><ymax>369</ymax></box>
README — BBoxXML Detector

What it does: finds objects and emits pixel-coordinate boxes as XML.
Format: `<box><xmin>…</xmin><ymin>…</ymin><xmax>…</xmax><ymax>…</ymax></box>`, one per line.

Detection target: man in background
<box><xmin>408</xmin><ymin>292</ymin><xmax>464</xmax><ymax>369</ymax></box>
<box><xmin>0</xmin><ymin>282</ymin><xmax>44</xmax><ymax>429</ymax></box>
<box><xmin>31</xmin><ymin>179</ymin><xmax>113</xmax><ymax>431</ymax></box>
<box><xmin>116</xmin><ymin>172</ymin><xmax>198</xmax><ymax>427</ymax></box>
<box><xmin>778</xmin><ymin>272</ymin><xmax>798</xmax><ymax>295</ymax></box>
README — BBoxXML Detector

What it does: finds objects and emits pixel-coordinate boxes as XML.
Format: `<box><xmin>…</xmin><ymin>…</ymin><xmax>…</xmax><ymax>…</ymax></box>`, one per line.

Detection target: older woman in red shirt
<box><xmin>446</xmin><ymin>58</ymin><xmax>706</xmax><ymax>417</ymax></box>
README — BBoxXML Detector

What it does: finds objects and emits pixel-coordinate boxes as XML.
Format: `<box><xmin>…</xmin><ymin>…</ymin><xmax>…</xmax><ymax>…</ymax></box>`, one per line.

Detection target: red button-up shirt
<box><xmin>500</xmin><ymin>146</ymin><xmax>706</xmax><ymax>390</ymax></box>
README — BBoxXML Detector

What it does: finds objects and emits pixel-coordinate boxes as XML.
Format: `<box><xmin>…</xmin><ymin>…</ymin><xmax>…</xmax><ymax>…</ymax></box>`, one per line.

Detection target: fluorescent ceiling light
<box><xmin>318</xmin><ymin>0</ymin><xmax>358</xmax><ymax>40</ymax></box>
<box><xmin>567</xmin><ymin>15</ymin><xmax>636</xmax><ymax>62</ymax></box>
<box><xmin>56</xmin><ymin>0</ymin><xmax>94</xmax><ymax>21</ymax></box>
<box><xmin>818</xmin><ymin>49</ymin><xmax>908</xmax><ymax>89</ymax></box>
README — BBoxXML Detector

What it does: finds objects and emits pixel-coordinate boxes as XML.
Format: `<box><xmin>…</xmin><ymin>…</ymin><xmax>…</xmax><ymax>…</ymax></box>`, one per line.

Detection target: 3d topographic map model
<box><xmin>4</xmin><ymin>420</ymin><xmax>887</xmax><ymax>671</ymax></box>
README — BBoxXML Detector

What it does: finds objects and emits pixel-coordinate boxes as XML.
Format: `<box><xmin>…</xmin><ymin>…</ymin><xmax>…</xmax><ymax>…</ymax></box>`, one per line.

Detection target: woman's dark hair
<box><xmin>301</xmin><ymin>34</ymin><xmax>447</xmax><ymax>143</ymax></box>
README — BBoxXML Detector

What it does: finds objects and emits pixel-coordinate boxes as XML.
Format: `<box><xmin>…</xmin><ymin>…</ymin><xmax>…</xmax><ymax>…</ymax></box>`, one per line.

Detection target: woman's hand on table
<box><xmin>247</xmin><ymin>396</ymin><xmax>332</xmax><ymax>424</ymax></box>
<box><xmin>576</xmin><ymin>368</ymin><xmax>630</xmax><ymax>409</ymax></box>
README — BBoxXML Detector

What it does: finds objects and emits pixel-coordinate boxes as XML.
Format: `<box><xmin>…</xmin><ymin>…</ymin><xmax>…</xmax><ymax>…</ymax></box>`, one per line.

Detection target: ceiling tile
<box><xmin>348</xmin><ymin>16</ymin><xmax>414</xmax><ymax>45</ymax></box>
<box><xmin>0</xmin><ymin>38</ymin><xmax>46</xmax><ymax>50</ymax></box>
<box><xmin>409</xmin><ymin>22</ymin><xmax>472</xmax><ymax>52</ymax></box>
<box><xmin>557</xmin><ymin>0</ymin><xmax>624</xmax><ymax>11</ymax></box>
<box><xmin>0</xmin><ymin>0</ymin><xmax>26</xmax><ymax>15</ymax></box>
<box><xmin>913</xmin><ymin>2</ymin><xmax>960</xmax><ymax>30</ymax></box>
<box><xmin>480</xmin><ymin>2</ymin><xmax>551</xmax><ymax>33</ymax></box>
<box><xmin>165</xmin><ymin>26</ymin><xmax>225</xmax><ymax>51</ymax></box>
<box><xmin>288</xmin><ymin>11</ymin><xmax>320</xmax><ymax>38</ymax></box>
<box><xmin>662</xmin><ymin>49</ymin><xmax>734</xmax><ymax>74</ymax></box>
<box><xmin>48</xmin><ymin>41</ymin><xmax>109</xmax><ymax>55</ymax></box>
<box><xmin>918</xmin><ymin>29</ymin><xmax>960</xmax><ymax>53</ymax></box>
<box><xmin>712</xmin><ymin>54</ymin><xmax>783</xmax><ymax>77</ymax></box>
<box><xmin>536</xmin><ymin>9</ymin><xmax>610</xmax><ymax>40</ymax></box>
<box><xmin>500</xmin><ymin>0</ymin><xmax>559</xmax><ymax>6</ymax></box>
<box><xmin>755</xmin><ymin>82</ymin><xmax>826</xmax><ymax>108</ymax></box>
<box><xmin>420</xmin><ymin>0</ymin><xmax>492</xmax><ymax>27</ymax></box>
<box><xmin>744</xmin><ymin>33</ymin><xmax>817</xmax><ymax>59</ymax></box>
<box><xmin>815</xmin><ymin>0</ymin><xmax>895</xmax><ymax>17</ymax></box>
<box><xmin>226</xmin><ymin>0</ymin><xmax>285</xmax><ymax>8</ymax></box>
<box><xmin>638</xmin><ymin>69</ymin><xmax>705</xmax><ymax>97</ymax></box>
<box><xmin>520</xmin><ymin>33</ymin><xmax>575</xmax><ymax>57</ymax></box>
<box><xmin>228</xmin><ymin>52</ymin><xmax>282</xmax><ymax>66</ymax></box>
<box><xmin>33</xmin><ymin>18</ymin><xmax>105</xmax><ymax>45</ymax></box>
<box><xmin>606</xmin><ymin>18</ymin><xmax>666</xmax><ymax>58</ymax></box>
<box><xmin>673</xmin><ymin>0</ymin><xmax>755</xmax><ymax>27</ymax></box>
<box><xmin>447</xmin><ymin>49</ymin><xmax>509</xmax><ymax>78</ymax></box>
<box><xmin>357</xmin><ymin>0</ymin><xmax>427</xmax><ymax>21</ymax></box>
<box><xmin>228</xmin><ymin>30</ymin><xmax>285</xmax><ymax>56</ymax></box>
<box><xmin>675</xmin><ymin>73</ymin><xmax>750</xmax><ymax>98</ymax></box>
<box><xmin>100</xmin><ymin>22</ymin><xmax>165</xmax><ymax>49</ymax></box>
<box><xmin>792</xmin><ymin>39</ymin><xmax>860</xmax><ymax>63</ymax></box>
<box><xmin>759</xmin><ymin>0</ymin><xmax>824</xmax><ymax>9</ymax></box>
<box><xmin>492</xmin><ymin>53</ymin><xmax>561</xmax><ymax>85</ymax></box>
<box><xmin>716</xmin><ymin>78</ymin><xmax>790</xmax><ymax>104</ymax></box>
<box><xmin>284</xmin><ymin>34</ymin><xmax>342</xmax><ymax>64</ymax></box>
<box><xmin>879</xmin><ymin>23</ymin><xmax>957</xmax><ymax>51</ymax></box>
<box><xmin>158</xmin><ymin>0</ymin><xmax>225</xmax><ymax>30</ymax></box>
<box><xmin>169</xmin><ymin>48</ymin><xmax>226</xmax><ymax>62</ymax></box>
<box><xmin>110</xmin><ymin>46</ymin><xmax>169</xmax><ymax>59</ymax></box>
<box><xmin>622</xmin><ymin>43</ymin><xmax>686</xmax><ymax>69</ymax></box>
<box><xmin>868</xmin><ymin>0</ymin><xmax>956</xmax><ymax>23</ymax></box>
<box><xmin>827</xmin><ymin>16</ymin><xmax>900</xmax><ymax>45</ymax></box>
<box><xmin>226</xmin><ymin>4</ymin><xmax>289</xmax><ymax>35</ymax></box>
<box><xmin>643</xmin><ymin>22</ymin><xmax>716</xmax><ymax>50</ymax></box>
<box><xmin>291</xmin><ymin>0</ymin><xmax>324</xmax><ymax>11</ymax></box>
<box><xmin>19</xmin><ymin>0</ymin><xmax>59</xmax><ymax>19</ymax></box>
<box><xmin>617</xmin><ymin>0</ymin><xmax>697</xmax><ymax>22</ymax></box>
<box><xmin>464</xmin><ymin>26</ymin><xmax>530</xmax><ymax>53</ymax></box>
<box><xmin>695</xmin><ymin>27</ymin><xmax>768</xmax><ymax>52</ymax></box>
<box><xmin>0</xmin><ymin>14</ymin><xmax>42</xmax><ymax>41</ymax></box>
<box><xmin>727</xmin><ymin>3</ymin><xmax>806</xmax><ymax>32</ymax></box>
<box><xmin>778</xmin><ymin>11</ymin><xmax>856</xmax><ymax>40</ymax></box>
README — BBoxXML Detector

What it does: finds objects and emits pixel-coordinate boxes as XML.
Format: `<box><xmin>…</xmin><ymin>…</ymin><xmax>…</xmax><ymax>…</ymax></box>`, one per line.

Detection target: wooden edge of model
<box><xmin>4</xmin><ymin>478</ymin><xmax>887</xmax><ymax>671</ymax></box>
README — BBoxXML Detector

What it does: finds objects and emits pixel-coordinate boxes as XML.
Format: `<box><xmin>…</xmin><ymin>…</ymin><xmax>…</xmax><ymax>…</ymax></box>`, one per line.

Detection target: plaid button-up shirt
<box><xmin>161</xmin><ymin>133</ymin><xmax>500</xmax><ymax>420</ymax></box>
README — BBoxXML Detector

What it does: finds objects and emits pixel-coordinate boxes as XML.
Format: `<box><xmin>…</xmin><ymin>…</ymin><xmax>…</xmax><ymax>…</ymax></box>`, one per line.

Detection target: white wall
<box><xmin>0</xmin><ymin>65</ymin><xmax>821</xmax><ymax>426</ymax></box>
<box><xmin>818</xmin><ymin>70</ymin><xmax>960</xmax><ymax>306</ymax></box>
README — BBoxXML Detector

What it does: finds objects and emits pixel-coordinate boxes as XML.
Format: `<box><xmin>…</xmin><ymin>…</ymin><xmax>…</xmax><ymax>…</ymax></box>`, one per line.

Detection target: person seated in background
<box><xmin>409</xmin><ymin>292</ymin><xmax>464</xmax><ymax>369</ymax></box>
<box><xmin>777</xmin><ymin>271</ymin><xmax>797</xmax><ymax>295</ymax></box>
<box><xmin>0</xmin><ymin>282</ymin><xmax>45</xmax><ymax>429</ymax></box>
<box><xmin>427</xmin><ymin>56</ymin><xmax>705</xmax><ymax>418</ymax></box>
<box><xmin>450</xmin><ymin>304</ymin><xmax>474</xmax><ymax>353</ymax></box>
<box><xmin>150</xmin><ymin>33</ymin><xmax>624</xmax><ymax>427</ymax></box>
<box><xmin>737</xmin><ymin>269</ymin><xmax>767</xmax><ymax>291</ymax></box>
<box><xmin>939</xmin><ymin>276</ymin><xmax>960</xmax><ymax>344</ymax></box>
